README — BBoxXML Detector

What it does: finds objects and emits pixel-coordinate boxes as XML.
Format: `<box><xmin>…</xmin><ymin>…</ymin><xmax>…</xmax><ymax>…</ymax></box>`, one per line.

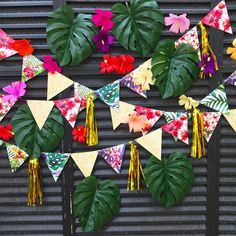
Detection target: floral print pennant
<box><xmin>0</xmin><ymin>94</ymin><xmax>16</xmax><ymax>122</ymax></box>
<box><xmin>98</xmin><ymin>144</ymin><xmax>126</xmax><ymax>174</ymax></box>
<box><xmin>224</xmin><ymin>71</ymin><xmax>236</xmax><ymax>86</ymax></box>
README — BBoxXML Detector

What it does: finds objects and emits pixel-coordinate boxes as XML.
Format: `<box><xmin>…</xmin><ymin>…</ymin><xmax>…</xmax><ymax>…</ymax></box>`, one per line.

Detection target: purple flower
<box><xmin>93</xmin><ymin>31</ymin><xmax>114</xmax><ymax>52</ymax></box>
<box><xmin>199</xmin><ymin>54</ymin><xmax>216</xmax><ymax>76</ymax></box>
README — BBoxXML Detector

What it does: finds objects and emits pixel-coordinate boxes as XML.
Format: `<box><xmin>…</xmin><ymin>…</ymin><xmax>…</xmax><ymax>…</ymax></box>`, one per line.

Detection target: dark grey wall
<box><xmin>0</xmin><ymin>0</ymin><xmax>235</xmax><ymax>235</ymax></box>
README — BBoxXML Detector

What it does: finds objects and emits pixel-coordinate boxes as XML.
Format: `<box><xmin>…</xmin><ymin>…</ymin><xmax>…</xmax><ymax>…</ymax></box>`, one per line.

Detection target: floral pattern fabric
<box><xmin>224</xmin><ymin>71</ymin><xmax>236</xmax><ymax>86</ymax></box>
<box><xmin>162</xmin><ymin>113</ymin><xmax>189</xmax><ymax>144</ymax></box>
<box><xmin>22</xmin><ymin>54</ymin><xmax>44</xmax><ymax>82</ymax></box>
<box><xmin>0</xmin><ymin>94</ymin><xmax>15</xmax><ymax>122</ymax></box>
<box><xmin>54</xmin><ymin>97</ymin><xmax>81</xmax><ymax>127</ymax></box>
<box><xmin>42</xmin><ymin>152</ymin><xmax>70</xmax><ymax>182</ymax></box>
<box><xmin>0</xmin><ymin>29</ymin><xmax>17</xmax><ymax>60</ymax></box>
<box><xmin>203</xmin><ymin>112</ymin><xmax>221</xmax><ymax>142</ymax></box>
<box><xmin>98</xmin><ymin>144</ymin><xmax>126</xmax><ymax>174</ymax></box>
<box><xmin>201</xmin><ymin>1</ymin><xmax>232</xmax><ymax>34</ymax></box>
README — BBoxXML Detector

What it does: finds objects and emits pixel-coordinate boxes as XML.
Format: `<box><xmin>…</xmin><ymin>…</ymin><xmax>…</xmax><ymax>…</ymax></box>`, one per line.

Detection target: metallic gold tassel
<box><xmin>191</xmin><ymin>108</ymin><xmax>206</xmax><ymax>158</ymax></box>
<box><xmin>199</xmin><ymin>21</ymin><xmax>218</xmax><ymax>78</ymax></box>
<box><xmin>127</xmin><ymin>142</ymin><xmax>144</xmax><ymax>191</ymax></box>
<box><xmin>27</xmin><ymin>158</ymin><xmax>43</xmax><ymax>206</ymax></box>
<box><xmin>85</xmin><ymin>95</ymin><xmax>98</xmax><ymax>146</ymax></box>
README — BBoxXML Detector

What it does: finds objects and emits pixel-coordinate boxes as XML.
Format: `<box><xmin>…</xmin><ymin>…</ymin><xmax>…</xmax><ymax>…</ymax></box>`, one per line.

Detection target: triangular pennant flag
<box><xmin>135</xmin><ymin>128</ymin><xmax>162</xmax><ymax>160</ymax></box>
<box><xmin>96</xmin><ymin>80</ymin><xmax>120</xmax><ymax>110</ymax></box>
<box><xmin>224</xmin><ymin>71</ymin><xmax>236</xmax><ymax>86</ymax></box>
<box><xmin>5</xmin><ymin>142</ymin><xmax>28</xmax><ymax>172</ymax></box>
<box><xmin>54</xmin><ymin>97</ymin><xmax>81</xmax><ymax>127</ymax></box>
<box><xmin>98</xmin><ymin>144</ymin><xmax>126</xmax><ymax>173</ymax></box>
<box><xmin>27</xmin><ymin>100</ymin><xmax>54</xmax><ymax>129</ymax></box>
<box><xmin>162</xmin><ymin>113</ymin><xmax>189</xmax><ymax>144</ymax></box>
<box><xmin>203</xmin><ymin>112</ymin><xmax>221</xmax><ymax>142</ymax></box>
<box><xmin>0</xmin><ymin>94</ymin><xmax>16</xmax><ymax>122</ymax></box>
<box><xmin>0</xmin><ymin>29</ymin><xmax>17</xmax><ymax>60</ymax></box>
<box><xmin>47</xmin><ymin>72</ymin><xmax>74</xmax><ymax>100</ymax></box>
<box><xmin>110</xmin><ymin>101</ymin><xmax>135</xmax><ymax>130</ymax></box>
<box><xmin>224</xmin><ymin>109</ymin><xmax>236</xmax><ymax>132</ymax></box>
<box><xmin>200</xmin><ymin>84</ymin><xmax>229</xmax><ymax>113</ymax></box>
<box><xmin>22</xmin><ymin>54</ymin><xmax>44</xmax><ymax>82</ymax></box>
<box><xmin>201</xmin><ymin>1</ymin><xmax>232</xmax><ymax>34</ymax></box>
<box><xmin>71</xmin><ymin>151</ymin><xmax>98</xmax><ymax>177</ymax></box>
<box><xmin>42</xmin><ymin>152</ymin><xmax>70</xmax><ymax>181</ymax></box>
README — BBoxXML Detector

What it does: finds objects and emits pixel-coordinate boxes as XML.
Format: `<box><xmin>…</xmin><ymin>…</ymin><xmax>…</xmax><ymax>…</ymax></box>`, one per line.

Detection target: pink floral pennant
<box><xmin>0</xmin><ymin>29</ymin><xmax>17</xmax><ymax>60</ymax></box>
<box><xmin>162</xmin><ymin>113</ymin><xmax>189</xmax><ymax>144</ymax></box>
<box><xmin>98</xmin><ymin>144</ymin><xmax>126</xmax><ymax>174</ymax></box>
<box><xmin>224</xmin><ymin>71</ymin><xmax>236</xmax><ymax>86</ymax></box>
<box><xmin>0</xmin><ymin>94</ymin><xmax>16</xmax><ymax>122</ymax></box>
<box><xmin>201</xmin><ymin>1</ymin><xmax>232</xmax><ymax>34</ymax></box>
<box><xmin>54</xmin><ymin>97</ymin><xmax>81</xmax><ymax>128</ymax></box>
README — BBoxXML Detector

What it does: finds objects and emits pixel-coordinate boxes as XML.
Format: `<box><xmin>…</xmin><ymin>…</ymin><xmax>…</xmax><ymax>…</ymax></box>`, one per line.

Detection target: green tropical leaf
<box><xmin>144</xmin><ymin>152</ymin><xmax>194</xmax><ymax>207</ymax></box>
<box><xmin>46</xmin><ymin>5</ymin><xmax>97</xmax><ymax>66</ymax></box>
<box><xmin>73</xmin><ymin>176</ymin><xmax>120</xmax><ymax>232</ymax></box>
<box><xmin>151</xmin><ymin>39</ymin><xmax>200</xmax><ymax>99</ymax></box>
<box><xmin>112</xmin><ymin>0</ymin><xmax>163</xmax><ymax>56</ymax></box>
<box><xmin>11</xmin><ymin>104</ymin><xmax>64</xmax><ymax>158</ymax></box>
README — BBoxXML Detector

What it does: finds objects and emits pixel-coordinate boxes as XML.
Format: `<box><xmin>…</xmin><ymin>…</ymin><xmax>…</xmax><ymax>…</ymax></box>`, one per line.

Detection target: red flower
<box><xmin>181</xmin><ymin>130</ymin><xmax>188</xmax><ymax>141</ymax></box>
<box><xmin>0</xmin><ymin>124</ymin><xmax>14</xmax><ymax>141</ymax></box>
<box><xmin>173</xmin><ymin>120</ymin><xmax>183</xmax><ymax>129</ymax></box>
<box><xmin>224</xmin><ymin>19</ymin><xmax>230</xmax><ymax>32</ymax></box>
<box><xmin>23</xmin><ymin>67</ymin><xmax>35</xmax><ymax>78</ymax></box>
<box><xmin>10</xmin><ymin>39</ymin><xmax>34</xmax><ymax>56</ymax></box>
<box><xmin>99</xmin><ymin>54</ymin><xmax>116</xmax><ymax>74</ymax></box>
<box><xmin>72</xmin><ymin>125</ymin><xmax>85</xmax><ymax>143</ymax></box>
<box><xmin>113</xmin><ymin>54</ymin><xmax>135</xmax><ymax>74</ymax></box>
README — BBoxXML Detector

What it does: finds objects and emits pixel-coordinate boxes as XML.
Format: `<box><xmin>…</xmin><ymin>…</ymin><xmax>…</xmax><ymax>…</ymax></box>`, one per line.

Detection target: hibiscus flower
<box><xmin>125</xmin><ymin>112</ymin><xmax>148</xmax><ymax>133</ymax></box>
<box><xmin>0</xmin><ymin>124</ymin><xmax>14</xmax><ymax>141</ymax></box>
<box><xmin>92</xmin><ymin>9</ymin><xmax>114</xmax><ymax>32</ymax></box>
<box><xmin>93</xmin><ymin>31</ymin><xmax>114</xmax><ymax>52</ymax></box>
<box><xmin>42</xmin><ymin>55</ymin><xmax>61</xmax><ymax>73</ymax></box>
<box><xmin>113</xmin><ymin>55</ymin><xmax>135</xmax><ymax>74</ymax></box>
<box><xmin>72</xmin><ymin>125</ymin><xmax>85</xmax><ymax>143</ymax></box>
<box><xmin>99</xmin><ymin>54</ymin><xmax>116</xmax><ymax>74</ymax></box>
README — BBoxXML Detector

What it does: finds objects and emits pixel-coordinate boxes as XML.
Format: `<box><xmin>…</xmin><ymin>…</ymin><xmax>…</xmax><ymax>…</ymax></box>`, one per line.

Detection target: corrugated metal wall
<box><xmin>0</xmin><ymin>0</ymin><xmax>235</xmax><ymax>235</ymax></box>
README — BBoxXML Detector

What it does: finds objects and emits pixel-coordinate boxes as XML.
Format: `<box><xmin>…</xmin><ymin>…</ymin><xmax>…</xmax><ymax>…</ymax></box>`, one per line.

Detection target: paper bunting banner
<box><xmin>224</xmin><ymin>71</ymin><xmax>236</xmax><ymax>86</ymax></box>
<box><xmin>71</xmin><ymin>151</ymin><xmax>98</xmax><ymax>177</ymax></box>
<box><xmin>110</xmin><ymin>101</ymin><xmax>135</xmax><ymax>130</ymax></box>
<box><xmin>203</xmin><ymin>112</ymin><xmax>221</xmax><ymax>142</ymax></box>
<box><xmin>164</xmin><ymin>111</ymin><xmax>184</xmax><ymax>123</ymax></box>
<box><xmin>98</xmin><ymin>144</ymin><xmax>126</xmax><ymax>173</ymax></box>
<box><xmin>0</xmin><ymin>94</ymin><xmax>16</xmax><ymax>122</ymax></box>
<box><xmin>162</xmin><ymin>113</ymin><xmax>189</xmax><ymax>144</ymax></box>
<box><xmin>27</xmin><ymin>100</ymin><xmax>54</xmax><ymax>129</ymax></box>
<box><xmin>42</xmin><ymin>152</ymin><xmax>70</xmax><ymax>181</ymax></box>
<box><xmin>224</xmin><ymin>109</ymin><xmax>236</xmax><ymax>132</ymax></box>
<box><xmin>47</xmin><ymin>72</ymin><xmax>74</xmax><ymax>100</ymax></box>
<box><xmin>200</xmin><ymin>84</ymin><xmax>229</xmax><ymax>113</ymax></box>
<box><xmin>135</xmin><ymin>128</ymin><xmax>162</xmax><ymax>160</ymax></box>
<box><xmin>22</xmin><ymin>54</ymin><xmax>44</xmax><ymax>82</ymax></box>
<box><xmin>5</xmin><ymin>142</ymin><xmax>28</xmax><ymax>172</ymax></box>
<box><xmin>0</xmin><ymin>29</ymin><xmax>17</xmax><ymax>60</ymax></box>
<box><xmin>201</xmin><ymin>1</ymin><xmax>232</xmax><ymax>34</ymax></box>
<box><xmin>54</xmin><ymin>97</ymin><xmax>81</xmax><ymax>127</ymax></box>
<box><xmin>96</xmin><ymin>80</ymin><xmax>120</xmax><ymax>110</ymax></box>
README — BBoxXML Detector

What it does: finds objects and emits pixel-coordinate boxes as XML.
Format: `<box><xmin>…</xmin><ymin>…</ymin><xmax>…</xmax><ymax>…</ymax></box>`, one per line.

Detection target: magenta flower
<box><xmin>165</xmin><ymin>13</ymin><xmax>190</xmax><ymax>34</ymax></box>
<box><xmin>92</xmin><ymin>9</ymin><xmax>114</xmax><ymax>32</ymax></box>
<box><xmin>42</xmin><ymin>55</ymin><xmax>61</xmax><ymax>73</ymax></box>
<box><xmin>93</xmin><ymin>31</ymin><xmax>114</xmax><ymax>52</ymax></box>
<box><xmin>2</xmin><ymin>81</ymin><xmax>27</xmax><ymax>103</ymax></box>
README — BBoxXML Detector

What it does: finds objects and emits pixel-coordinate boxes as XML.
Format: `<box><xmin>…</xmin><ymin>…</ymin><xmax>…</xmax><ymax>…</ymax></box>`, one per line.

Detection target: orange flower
<box><xmin>126</xmin><ymin>112</ymin><xmax>148</xmax><ymax>133</ymax></box>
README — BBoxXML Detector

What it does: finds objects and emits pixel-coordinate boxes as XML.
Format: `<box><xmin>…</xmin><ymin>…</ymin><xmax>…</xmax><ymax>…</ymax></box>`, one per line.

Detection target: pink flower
<box><xmin>125</xmin><ymin>112</ymin><xmax>148</xmax><ymax>133</ymax></box>
<box><xmin>23</xmin><ymin>67</ymin><xmax>35</xmax><ymax>78</ymax></box>
<box><xmin>92</xmin><ymin>9</ymin><xmax>114</xmax><ymax>32</ymax></box>
<box><xmin>42</xmin><ymin>55</ymin><xmax>61</xmax><ymax>73</ymax></box>
<box><xmin>2</xmin><ymin>81</ymin><xmax>27</xmax><ymax>103</ymax></box>
<box><xmin>165</xmin><ymin>13</ymin><xmax>190</xmax><ymax>34</ymax></box>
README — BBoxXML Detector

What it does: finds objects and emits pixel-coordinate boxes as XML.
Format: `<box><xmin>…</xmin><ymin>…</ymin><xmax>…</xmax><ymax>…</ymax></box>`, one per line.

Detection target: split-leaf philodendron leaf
<box><xmin>46</xmin><ymin>5</ymin><xmax>97</xmax><ymax>66</ymax></box>
<box><xmin>73</xmin><ymin>176</ymin><xmax>121</xmax><ymax>232</ymax></box>
<box><xmin>151</xmin><ymin>39</ymin><xmax>200</xmax><ymax>99</ymax></box>
<box><xmin>112</xmin><ymin>0</ymin><xmax>163</xmax><ymax>57</ymax></box>
<box><xmin>144</xmin><ymin>152</ymin><xmax>194</xmax><ymax>207</ymax></box>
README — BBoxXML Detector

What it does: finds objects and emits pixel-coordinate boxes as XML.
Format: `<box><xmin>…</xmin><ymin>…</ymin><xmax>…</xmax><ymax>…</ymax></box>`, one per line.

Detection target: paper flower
<box><xmin>92</xmin><ymin>9</ymin><xmax>114</xmax><ymax>32</ymax></box>
<box><xmin>10</xmin><ymin>39</ymin><xmax>34</xmax><ymax>56</ymax></box>
<box><xmin>165</xmin><ymin>13</ymin><xmax>190</xmax><ymax>34</ymax></box>
<box><xmin>93</xmin><ymin>31</ymin><xmax>114</xmax><ymax>52</ymax></box>
<box><xmin>72</xmin><ymin>125</ymin><xmax>86</xmax><ymax>143</ymax></box>
<box><xmin>125</xmin><ymin>112</ymin><xmax>148</xmax><ymax>133</ymax></box>
<box><xmin>199</xmin><ymin>54</ymin><xmax>217</xmax><ymax>77</ymax></box>
<box><xmin>113</xmin><ymin>54</ymin><xmax>135</xmax><ymax>74</ymax></box>
<box><xmin>179</xmin><ymin>95</ymin><xmax>199</xmax><ymax>110</ymax></box>
<box><xmin>99</xmin><ymin>54</ymin><xmax>116</xmax><ymax>73</ymax></box>
<box><xmin>2</xmin><ymin>81</ymin><xmax>27</xmax><ymax>103</ymax></box>
<box><xmin>42</xmin><ymin>55</ymin><xmax>62</xmax><ymax>73</ymax></box>
<box><xmin>0</xmin><ymin>124</ymin><xmax>14</xmax><ymax>141</ymax></box>
<box><xmin>227</xmin><ymin>39</ymin><xmax>236</xmax><ymax>60</ymax></box>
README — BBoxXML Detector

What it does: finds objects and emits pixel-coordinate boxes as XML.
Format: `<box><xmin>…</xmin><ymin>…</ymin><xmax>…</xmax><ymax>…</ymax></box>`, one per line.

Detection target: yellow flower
<box><xmin>227</xmin><ymin>39</ymin><xmax>236</xmax><ymax>61</ymax></box>
<box><xmin>179</xmin><ymin>95</ymin><xmax>199</xmax><ymax>110</ymax></box>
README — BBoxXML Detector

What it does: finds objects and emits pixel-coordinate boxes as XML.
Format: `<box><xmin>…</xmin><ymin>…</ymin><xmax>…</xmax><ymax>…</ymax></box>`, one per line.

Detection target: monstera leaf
<box><xmin>73</xmin><ymin>176</ymin><xmax>120</xmax><ymax>232</ymax></box>
<box><xmin>46</xmin><ymin>5</ymin><xmax>97</xmax><ymax>66</ymax></box>
<box><xmin>11</xmin><ymin>104</ymin><xmax>64</xmax><ymax>158</ymax></box>
<box><xmin>151</xmin><ymin>39</ymin><xmax>199</xmax><ymax>99</ymax></box>
<box><xmin>144</xmin><ymin>152</ymin><xmax>194</xmax><ymax>207</ymax></box>
<box><xmin>112</xmin><ymin>0</ymin><xmax>163</xmax><ymax>56</ymax></box>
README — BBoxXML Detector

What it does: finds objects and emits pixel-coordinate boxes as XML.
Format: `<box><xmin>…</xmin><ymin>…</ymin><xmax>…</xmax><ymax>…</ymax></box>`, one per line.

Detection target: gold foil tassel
<box><xmin>191</xmin><ymin>108</ymin><xmax>206</xmax><ymax>158</ymax></box>
<box><xmin>127</xmin><ymin>141</ymin><xmax>144</xmax><ymax>191</ymax></box>
<box><xmin>85</xmin><ymin>95</ymin><xmax>98</xmax><ymax>146</ymax></box>
<box><xmin>28</xmin><ymin>158</ymin><xmax>43</xmax><ymax>206</ymax></box>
